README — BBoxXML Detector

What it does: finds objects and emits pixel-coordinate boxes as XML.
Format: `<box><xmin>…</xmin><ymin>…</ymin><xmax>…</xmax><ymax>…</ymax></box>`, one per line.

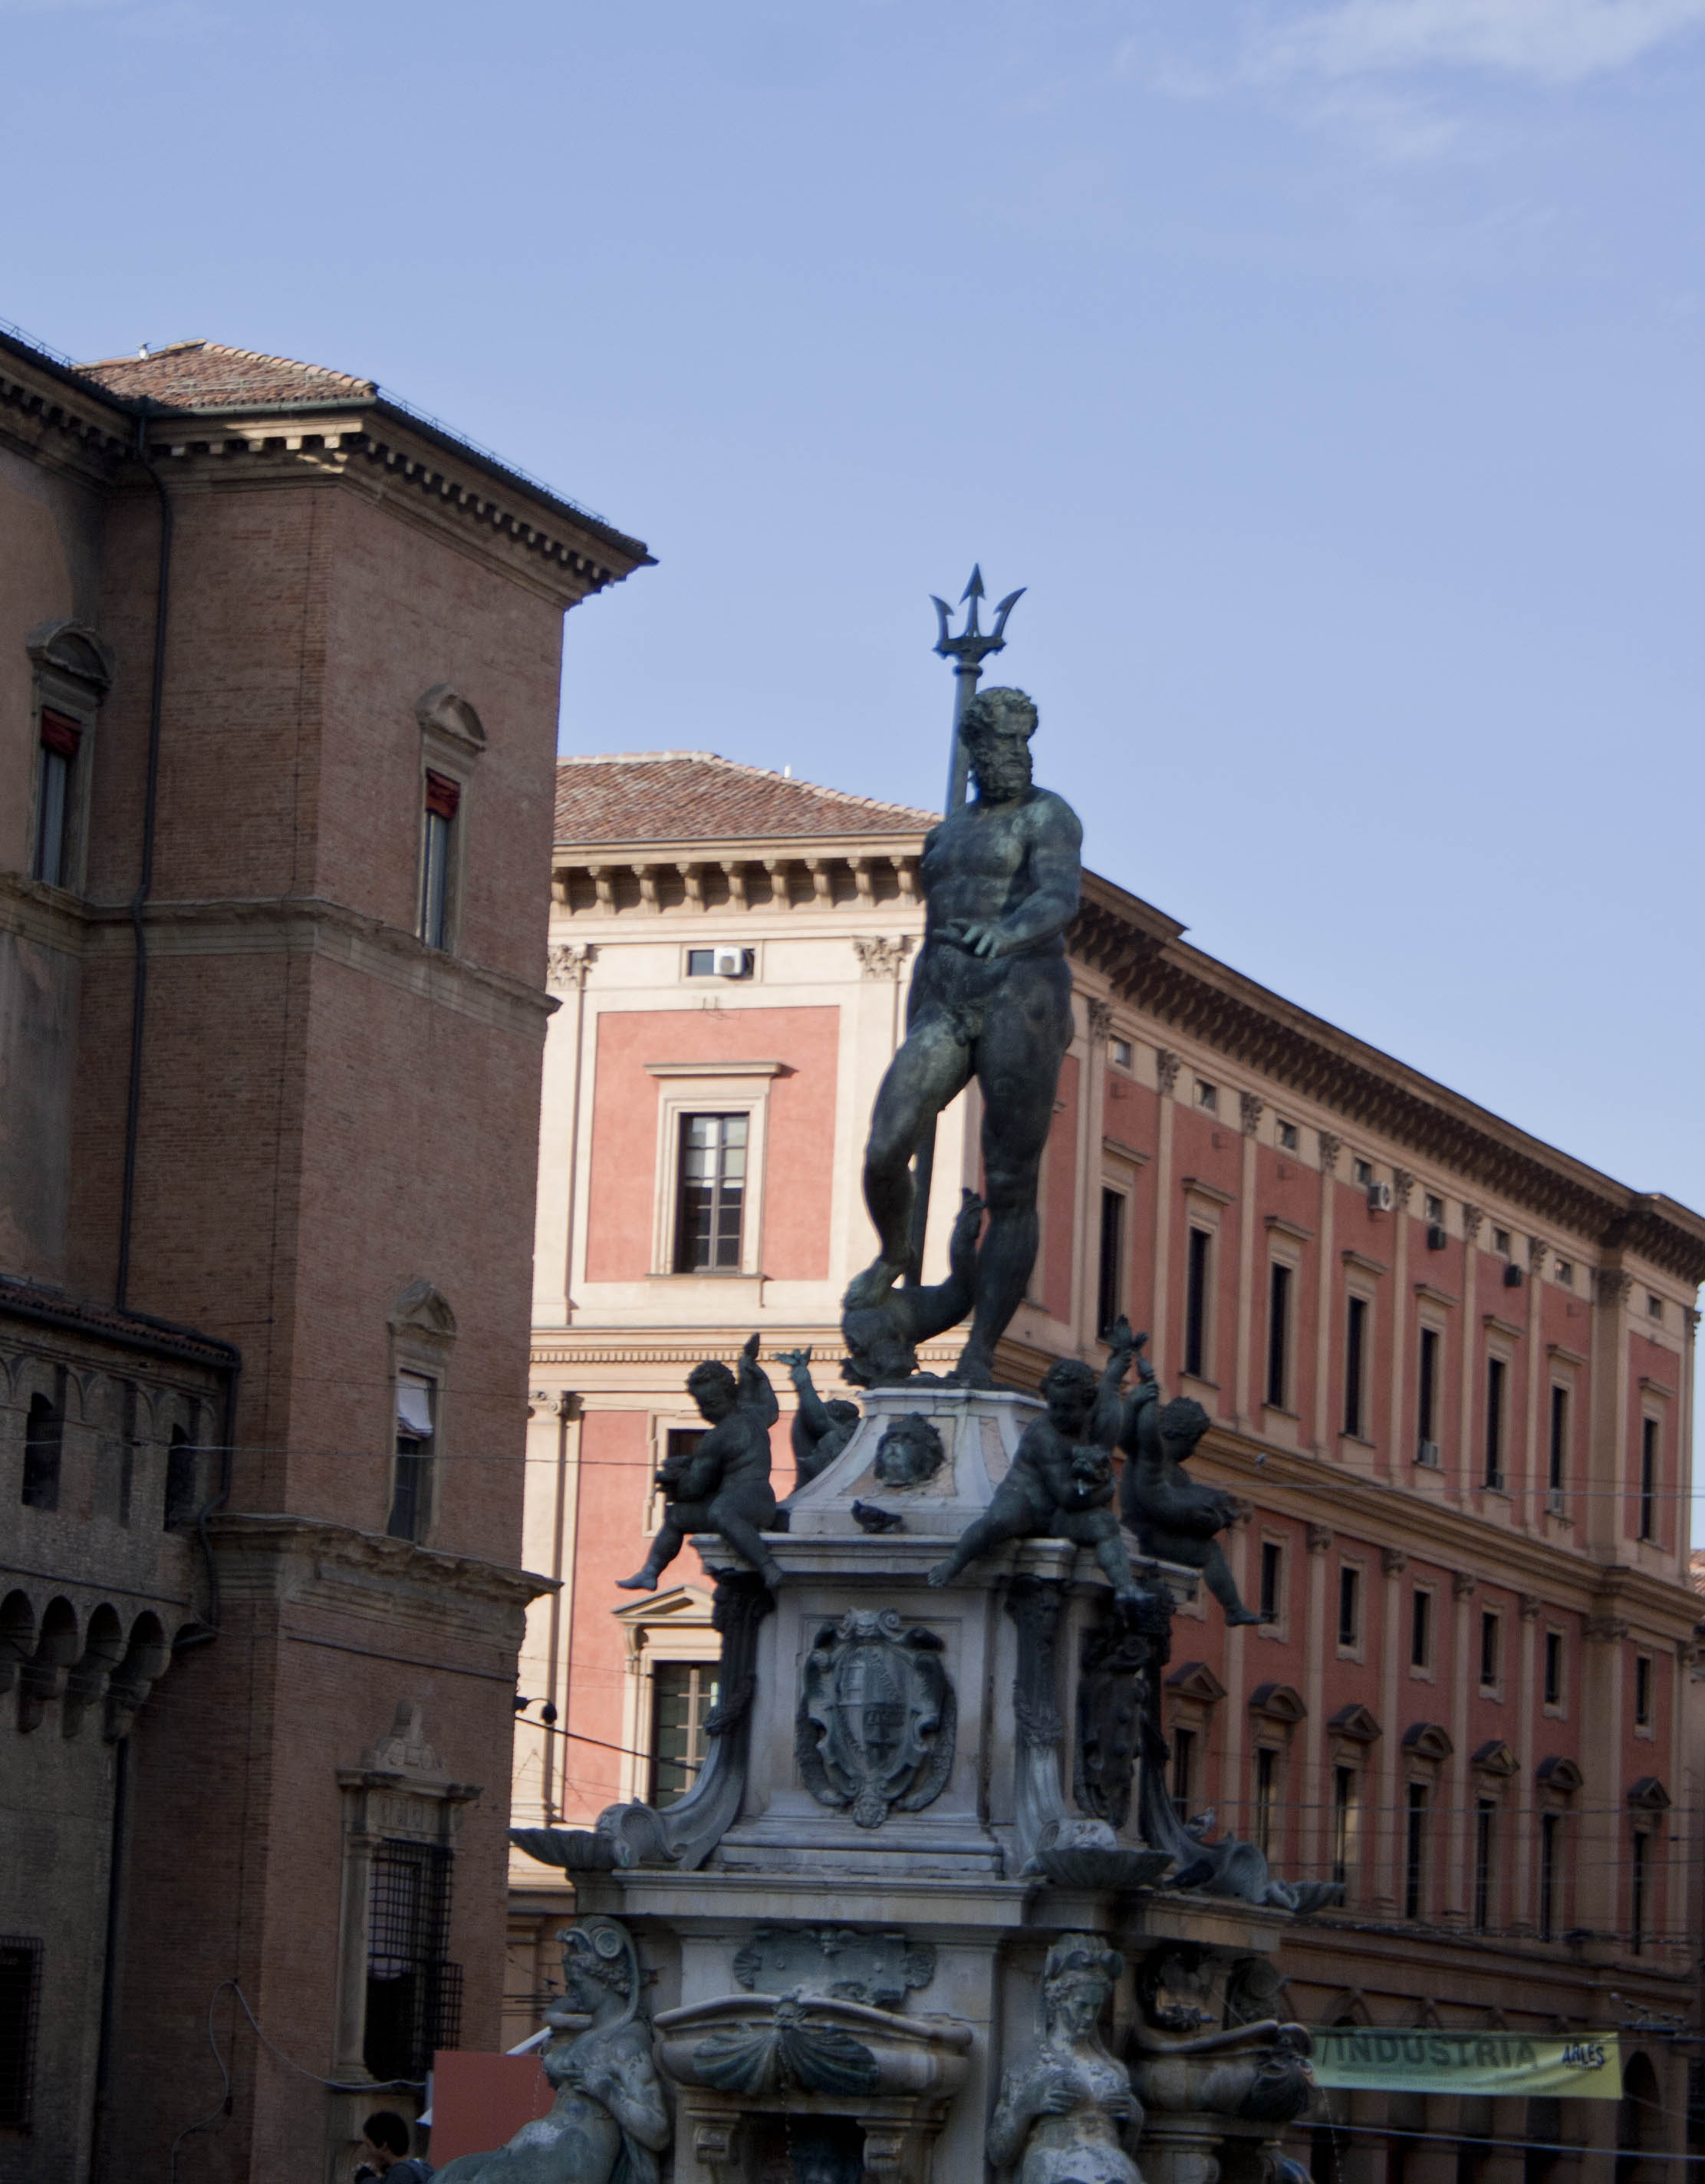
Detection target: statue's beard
<box><xmin>970</xmin><ymin>750</ymin><xmax>1032</xmax><ymax>801</ymax></box>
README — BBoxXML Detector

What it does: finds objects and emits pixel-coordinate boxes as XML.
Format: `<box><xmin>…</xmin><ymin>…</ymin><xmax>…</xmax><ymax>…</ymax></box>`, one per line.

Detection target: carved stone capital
<box><xmin>1085</xmin><ymin>996</ymin><xmax>1114</xmax><ymax>1043</ymax></box>
<box><xmin>1687</xmin><ymin>1306</ymin><xmax>1701</xmax><ymax>1342</ymax></box>
<box><xmin>1318</xmin><ymin>1132</ymin><xmax>1341</xmax><ymax>1177</ymax></box>
<box><xmin>1585</xmin><ymin>1613</ymin><xmax>1631</xmax><ymax>1644</ymax></box>
<box><xmin>1519</xmin><ymin>1593</ymin><xmax>1543</xmax><ymax>1622</ymax></box>
<box><xmin>546</xmin><ymin>940</ymin><xmax>596</xmax><ymax>992</ymax></box>
<box><xmin>852</xmin><ymin>934</ymin><xmax>913</xmax><ymax>982</ymax></box>
<box><xmin>1529</xmin><ymin>1240</ymin><xmax>1549</xmax><ymax>1278</ymax></box>
<box><xmin>1156</xmin><ymin>1049</ymin><xmax>1182</xmax><ymax>1097</ymax></box>
<box><xmin>1381</xmin><ymin>1547</ymin><xmax>1408</xmax><ymax>1576</ymax></box>
<box><xmin>1239</xmin><ymin>1090</ymin><xmax>1265</xmax><ymax>1137</ymax></box>
<box><xmin>1597</xmin><ymin>1269</ymin><xmax>1634</xmax><ymax>1309</ymax></box>
<box><xmin>1307</xmin><ymin>1523</ymin><xmax>1333</xmax><ymax>1555</ymax></box>
<box><xmin>1453</xmin><ymin>1571</ymin><xmax>1478</xmax><ymax>1600</ymax></box>
<box><xmin>1391</xmin><ymin>1168</ymin><xmax>1416</xmax><ymax>1211</ymax></box>
<box><xmin>1462</xmin><ymin>1204</ymin><xmax>1484</xmax><ymax>1244</ymax></box>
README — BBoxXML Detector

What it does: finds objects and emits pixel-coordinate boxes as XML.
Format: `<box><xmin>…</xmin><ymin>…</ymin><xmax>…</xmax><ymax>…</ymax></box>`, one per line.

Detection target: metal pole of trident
<box><xmin>904</xmin><ymin>566</ymin><xmax>1025</xmax><ymax>1286</ymax></box>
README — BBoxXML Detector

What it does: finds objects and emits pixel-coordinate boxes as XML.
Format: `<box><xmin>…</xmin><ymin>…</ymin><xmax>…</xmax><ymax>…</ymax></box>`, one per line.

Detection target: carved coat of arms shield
<box><xmin>795</xmin><ymin>1609</ymin><xmax>956</xmax><ymax>1828</ymax></box>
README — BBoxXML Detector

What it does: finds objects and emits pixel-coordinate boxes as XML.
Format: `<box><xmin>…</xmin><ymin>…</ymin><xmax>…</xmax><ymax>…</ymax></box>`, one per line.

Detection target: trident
<box><xmin>933</xmin><ymin>565</ymin><xmax>1025</xmax><ymax>813</ymax></box>
<box><xmin>904</xmin><ymin>567</ymin><xmax>1025</xmax><ymax>1283</ymax></box>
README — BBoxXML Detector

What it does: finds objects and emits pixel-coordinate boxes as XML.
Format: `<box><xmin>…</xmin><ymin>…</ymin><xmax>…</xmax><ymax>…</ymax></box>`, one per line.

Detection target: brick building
<box><xmin>0</xmin><ymin>327</ymin><xmax>647</xmax><ymax>2182</ymax></box>
<box><xmin>513</xmin><ymin>750</ymin><xmax>1705</xmax><ymax>2180</ymax></box>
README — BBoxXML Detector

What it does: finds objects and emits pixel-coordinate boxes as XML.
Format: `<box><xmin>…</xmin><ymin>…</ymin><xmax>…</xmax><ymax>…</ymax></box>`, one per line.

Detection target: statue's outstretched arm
<box><xmin>737</xmin><ymin>1332</ymin><xmax>779</xmax><ymax>1426</ymax></box>
<box><xmin>1089</xmin><ymin>1323</ymin><xmax>1143</xmax><ymax>1449</ymax></box>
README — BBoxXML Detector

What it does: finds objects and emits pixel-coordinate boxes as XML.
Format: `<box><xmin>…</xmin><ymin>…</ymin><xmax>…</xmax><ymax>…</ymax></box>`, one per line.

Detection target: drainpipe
<box><xmin>115</xmin><ymin>398</ymin><xmax>172</xmax><ymax>1313</ymax></box>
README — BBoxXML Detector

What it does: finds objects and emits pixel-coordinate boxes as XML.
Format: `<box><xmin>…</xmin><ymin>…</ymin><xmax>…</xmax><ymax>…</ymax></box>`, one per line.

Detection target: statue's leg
<box><xmin>958</xmin><ymin>963</ymin><xmax>1071</xmax><ymax>1382</ymax></box>
<box><xmin>1202</xmin><ymin>1541</ymin><xmax>1265</xmax><ymax>1624</ymax></box>
<box><xmin>709</xmin><ymin>1496</ymin><xmax>785</xmax><ymax>1589</ymax></box>
<box><xmin>926</xmin><ymin>1509</ymin><xmax>1017</xmax><ymax>1588</ymax></box>
<box><xmin>848</xmin><ymin>1010</ymin><xmax>972</xmax><ymax>1306</ymax></box>
<box><xmin>617</xmin><ymin>1517</ymin><xmax>685</xmax><ymax>1590</ymax></box>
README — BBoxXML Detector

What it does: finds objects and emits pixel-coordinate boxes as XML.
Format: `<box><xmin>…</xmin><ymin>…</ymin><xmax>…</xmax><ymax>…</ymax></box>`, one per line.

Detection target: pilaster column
<box><xmin>1578</xmin><ymin>1611</ymin><xmax>1628</xmax><ymax>1936</ymax></box>
<box><xmin>1456</xmin><ymin>1206</ymin><xmax>1483</xmax><ymax>1504</ymax></box>
<box><xmin>1302</xmin><ymin>1523</ymin><xmax>1331</xmax><ymax>1879</ymax></box>
<box><xmin>535</xmin><ymin>943</ymin><xmax>594</xmax><ymax>1323</ymax></box>
<box><xmin>1234</xmin><ymin>1093</ymin><xmax>1263</xmax><ymax>1425</ymax></box>
<box><xmin>1589</xmin><ymin>1269</ymin><xmax>1632</xmax><ymax>1556</ymax></box>
<box><xmin>1512</xmin><ymin>1591</ymin><xmax>1541</xmax><ymax>1931</ymax></box>
<box><xmin>1374</xmin><ymin>1547</ymin><xmax>1406</xmax><ymax>1910</ymax></box>
<box><xmin>1075</xmin><ymin>999</ymin><xmax>1111</xmax><ymax>1346</ymax></box>
<box><xmin>1443</xmin><ymin>1570</ymin><xmax>1476</xmax><ymax>1922</ymax></box>
<box><xmin>1387</xmin><ymin>1171</ymin><xmax>1414</xmax><ymax>1481</ymax></box>
<box><xmin>1150</xmin><ymin>1052</ymin><xmax>1180</xmax><ymax>1375</ymax></box>
<box><xmin>1222</xmin><ymin>1508</ymin><xmax>1251</xmax><ymax>1836</ymax></box>
<box><xmin>1314</xmin><ymin>1133</ymin><xmax>1341</xmax><ymax>1454</ymax></box>
<box><xmin>1523</xmin><ymin>1240</ymin><xmax>1549</xmax><ymax>1529</ymax></box>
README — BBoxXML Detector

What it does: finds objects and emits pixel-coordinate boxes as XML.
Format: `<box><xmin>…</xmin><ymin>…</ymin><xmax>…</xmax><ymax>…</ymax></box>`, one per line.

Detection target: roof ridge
<box><xmin>77</xmin><ymin>338</ymin><xmax>375</xmax><ymax>394</ymax></box>
<box><xmin>555</xmin><ymin>749</ymin><xmax>939</xmax><ymax>824</ymax></box>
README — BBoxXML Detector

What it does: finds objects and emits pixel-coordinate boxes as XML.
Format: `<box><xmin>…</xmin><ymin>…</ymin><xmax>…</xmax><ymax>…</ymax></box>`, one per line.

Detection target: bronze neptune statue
<box><xmin>844</xmin><ymin>687</ymin><xmax>1081</xmax><ymax>1386</ymax></box>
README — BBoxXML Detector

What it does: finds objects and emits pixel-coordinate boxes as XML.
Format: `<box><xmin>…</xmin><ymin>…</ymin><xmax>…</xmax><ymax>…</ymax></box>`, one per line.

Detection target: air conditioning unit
<box><xmin>1417</xmin><ymin>1440</ymin><xmax>1440</xmax><ymax>1468</ymax></box>
<box><xmin>1503</xmin><ymin>1262</ymin><xmax>1524</xmax><ymax>1288</ymax></box>
<box><xmin>1426</xmin><ymin>1223</ymin><xmax>1448</xmax><ymax>1251</ymax></box>
<box><xmin>1366</xmin><ymin>1181</ymin><xmax>1394</xmax><ymax>1214</ymax></box>
<box><xmin>713</xmin><ymin>946</ymin><xmax>752</xmax><ymax>979</ymax></box>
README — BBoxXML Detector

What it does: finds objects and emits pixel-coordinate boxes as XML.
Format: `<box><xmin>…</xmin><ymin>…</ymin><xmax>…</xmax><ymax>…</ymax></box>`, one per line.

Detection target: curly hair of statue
<box><xmin>960</xmin><ymin>684</ymin><xmax>1038</xmax><ymax>747</ymax></box>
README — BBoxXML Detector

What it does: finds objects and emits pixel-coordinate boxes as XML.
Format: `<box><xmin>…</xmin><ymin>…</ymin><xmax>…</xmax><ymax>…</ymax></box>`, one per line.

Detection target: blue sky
<box><xmin>7</xmin><ymin>0</ymin><xmax>1703</xmax><ymax>1522</ymax></box>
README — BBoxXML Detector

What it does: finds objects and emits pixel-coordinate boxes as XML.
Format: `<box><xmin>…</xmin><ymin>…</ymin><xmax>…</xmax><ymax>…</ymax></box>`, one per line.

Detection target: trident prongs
<box><xmin>931</xmin><ymin>565</ymin><xmax>1025</xmax><ymax>670</ymax></box>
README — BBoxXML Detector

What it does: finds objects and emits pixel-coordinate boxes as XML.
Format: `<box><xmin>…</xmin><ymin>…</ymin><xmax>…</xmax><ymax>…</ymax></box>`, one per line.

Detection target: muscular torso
<box><xmin>917</xmin><ymin>789</ymin><xmax>1080</xmax><ymax>962</ymax></box>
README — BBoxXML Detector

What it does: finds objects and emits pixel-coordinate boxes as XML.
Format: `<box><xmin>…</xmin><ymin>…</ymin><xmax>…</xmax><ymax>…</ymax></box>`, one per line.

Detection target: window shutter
<box><xmin>40</xmin><ymin>710</ymin><xmax>82</xmax><ymax>758</ymax></box>
<box><xmin>424</xmin><ymin>769</ymin><xmax>461</xmax><ymax>819</ymax></box>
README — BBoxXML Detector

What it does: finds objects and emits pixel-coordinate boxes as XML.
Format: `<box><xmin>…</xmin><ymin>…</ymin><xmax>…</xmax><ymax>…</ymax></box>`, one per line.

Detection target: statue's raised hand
<box><xmin>775</xmin><ymin>1347</ymin><xmax>813</xmax><ymax>1377</ymax></box>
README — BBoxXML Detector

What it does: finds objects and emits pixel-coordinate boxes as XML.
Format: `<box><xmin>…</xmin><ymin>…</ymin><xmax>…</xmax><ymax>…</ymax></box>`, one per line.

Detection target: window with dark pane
<box><xmin>1473</xmin><ymin>1800</ymin><xmax>1496</xmax><ymax>1931</ymax></box>
<box><xmin>1331</xmin><ymin>1767</ymin><xmax>1358</xmax><ymax>1889</ymax></box>
<box><xmin>1631</xmin><ymin>1830</ymin><xmax>1648</xmax><ymax>1954</ymax></box>
<box><xmin>1549</xmin><ymin>1385</ymin><xmax>1568</xmax><ymax>1505</ymax></box>
<box><xmin>33</xmin><ymin>712</ymin><xmax>80</xmax><ymax>888</ymax></box>
<box><xmin>1410</xmin><ymin>1589</ymin><xmax>1431</xmax><ymax>1669</ymax></box>
<box><xmin>1343</xmin><ymin>1296</ymin><xmax>1367</xmax><ymax>1438</ymax></box>
<box><xmin>676</xmin><ymin>1112</ymin><xmax>748</xmax><ymax>1273</ymax></box>
<box><xmin>1417</xmin><ymin>1326</ymin><xmax>1440</xmax><ymax>1461</ymax></box>
<box><xmin>1544</xmin><ymin>1629</ymin><xmax>1563</xmax><ymax>1707</ymax></box>
<box><xmin>1404</xmin><ymin>1783</ymin><xmax>1428</xmax><ymax>1919</ymax></box>
<box><xmin>1266</xmin><ymin>1262</ymin><xmax>1291</xmax><ymax>1409</ymax></box>
<box><xmin>1338</xmin><ymin>1565</ymin><xmax>1360</xmax><ymax>1649</ymax></box>
<box><xmin>364</xmin><ymin>1840</ymin><xmax>459</xmax><ymax>2084</ymax></box>
<box><xmin>1539</xmin><ymin>1811</ymin><xmax>1560</xmax><ymax>1940</ymax></box>
<box><xmin>1097</xmin><ymin>1189</ymin><xmax>1126</xmax><ymax>1340</ymax></box>
<box><xmin>1170</xmin><ymin>1726</ymin><xmax>1194</xmax><ymax>1819</ymax></box>
<box><xmin>21</xmin><ymin>1392</ymin><xmax>61</xmax><ymax>1511</ymax></box>
<box><xmin>1183</xmin><ymin>1227</ymin><xmax>1211</xmax><ymax>1379</ymax></box>
<box><xmin>1259</xmin><ymin>1541</ymin><xmax>1282</xmax><ymax>1622</ymax></box>
<box><xmin>1484</xmin><ymin>1356</ymin><xmax>1506</xmax><ymax>1488</ymax></box>
<box><xmin>1634</xmin><ymin>1653</ymin><xmax>1652</xmax><ymax>1728</ymax></box>
<box><xmin>1480</xmin><ymin>1610</ymin><xmax>1500</xmax><ymax>1690</ymax></box>
<box><xmin>0</xmin><ymin>1937</ymin><xmax>42</xmax><ymax>2130</ymax></box>
<box><xmin>163</xmin><ymin>1423</ymin><xmax>199</xmax><ymax>1530</ymax></box>
<box><xmin>389</xmin><ymin>1372</ymin><xmax>436</xmax><ymax>1543</ymax></box>
<box><xmin>419</xmin><ymin>770</ymin><xmax>459</xmax><ymax>950</ymax></box>
<box><xmin>650</xmin><ymin>1659</ymin><xmax>721</xmax><ymax>1808</ymax></box>
<box><xmin>1639</xmin><ymin>1417</ymin><xmax>1658</xmax><ymax>1542</ymax></box>
<box><xmin>1254</xmin><ymin>1747</ymin><xmax>1277</xmax><ymax>1854</ymax></box>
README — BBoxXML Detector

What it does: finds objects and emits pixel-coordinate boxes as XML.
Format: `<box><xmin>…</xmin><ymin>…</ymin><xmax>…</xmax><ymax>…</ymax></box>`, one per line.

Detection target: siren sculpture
<box><xmin>435</xmin><ymin>1919</ymin><xmax>669</xmax><ymax>2184</ymax></box>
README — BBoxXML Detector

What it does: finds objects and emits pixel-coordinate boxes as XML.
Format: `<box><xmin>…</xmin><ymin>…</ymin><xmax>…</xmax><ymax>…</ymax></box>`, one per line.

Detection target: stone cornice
<box><xmin>0</xmin><ymin>877</ymin><xmax>556</xmax><ymax>1040</ymax></box>
<box><xmin>209</xmin><ymin>1512</ymin><xmax>554</xmax><ymax>1617</ymax></box>
<box><xmin>0</xmin><ymin>327</ymin><xmax>650</xmax><ymax>608</ymax></box>
<box><xmin>1080</xmin><ymin>910</ymin><xmax>1705</xmax><ymax>1285</ymax></box>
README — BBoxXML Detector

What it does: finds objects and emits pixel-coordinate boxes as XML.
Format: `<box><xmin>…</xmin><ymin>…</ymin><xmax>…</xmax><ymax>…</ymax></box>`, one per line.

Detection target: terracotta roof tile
<box><xmin>75</xmin><ymin>339</ymin><xmax>376</xmax><ymax>411</ymax></box>
<box><xmin>555</xmin><ymin>753</ymin><xmax>939</xmax><ymax>845</ymax></box>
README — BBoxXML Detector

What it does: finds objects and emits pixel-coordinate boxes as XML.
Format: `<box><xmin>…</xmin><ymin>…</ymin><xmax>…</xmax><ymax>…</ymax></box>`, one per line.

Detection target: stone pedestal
<box><xmin>526</xmin><ymin>1383</ymin><xmax>1316</xmax><ymax>2184</ymax></box>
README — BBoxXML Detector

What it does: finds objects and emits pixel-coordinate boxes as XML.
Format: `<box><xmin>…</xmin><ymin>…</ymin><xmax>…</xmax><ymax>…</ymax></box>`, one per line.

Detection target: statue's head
<box><xmin>1158</xmin><ymin>1395</ymin><xmax>1210</xmax><ymax>1457</ymax></box>
<box><xmin>558</xmin><ymin>1919</ymin><xmax>636</xmax><ymax>2013</ymax></box>
<box><xmin>840</xmin><ymin>1302</ymin><xmax>917</xmax><ymax>1388</ymax></box>
<box><xmin>687</xmin><ymin>1359</ymin><xmax>739</xmax><ymax>1421</ymax></box>
<box><xmin>962</xmin><ymin>686</ymin><xmax>1038</xmax><ymax>803</ymax></box>
<box><xmin>1041</xmin><ymin>1356</ymin><xmax>1099</xmax><ymax>1433</ymax></box>
<box><xmin>1042</xmin><ymin>1933</ymin><xmax>1122</xmax><ymax>2039</ymax></box>
<box><xmin>874</xmin><ymin>1412</ymin><xmax>946</xmax><ymax>1488</ymax></box>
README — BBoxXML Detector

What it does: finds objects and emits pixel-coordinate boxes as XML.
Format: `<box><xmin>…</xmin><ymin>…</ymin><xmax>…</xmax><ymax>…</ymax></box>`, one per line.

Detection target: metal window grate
<box><xmin>0</xmin><ymin>1936</ymin><xmax>43</xmax><ymax>2130</ymax></box>
<box><xmin>364</xmin><ymin>1843</ymin><xmax>460</xmax><ymax>2082</ymax></box>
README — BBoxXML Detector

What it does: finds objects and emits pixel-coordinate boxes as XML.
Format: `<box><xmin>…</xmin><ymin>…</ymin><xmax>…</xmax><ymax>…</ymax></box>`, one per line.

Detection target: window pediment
<box><xmin>1166</xmin><ymin>1661</ymin><xmax>1226</xmax><ymax>1705</ymax></box>
<box><xmin>1628</xmin><ymin>1774</ymin><xmax>1670</xmax><ymax>1812</ymax></box>
<box><xmin>1328</xmin><ymin>1701</ymin><xmax>1382</xmax><ymax>1744</ymax></box>
<box><xmin>1471</xmin><ymin>1738</ymin><xmax>1519</xmax><ymax>1778</ymax></box>
<box><xmin>1248</xmin><ymin>1680</ymin><xmax>1306</xmax><ymax>1724</ymax></box>
<box><xmin>416</xmin><ymin>684</ymin><xmax>486</xmax><ymax>756</ymax></box>
<box><xmin>1402</xmin><ymin>1721</ymin><xmax>1453</xmax><ymax>1762</ymax></box>
<box><xmin>28</xmin><ymin>618</ymin><xmax>114</xmax><ymax>697</ymax></box>
<box><xmin>1535</xmin><ymin>1754</ymin><xmax>1582</xmax><ymax>1794</ymax></box>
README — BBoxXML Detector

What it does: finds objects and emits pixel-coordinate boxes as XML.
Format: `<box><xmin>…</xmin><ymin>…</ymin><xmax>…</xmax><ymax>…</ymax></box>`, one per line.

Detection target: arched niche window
<box><xmin>26</xmin><ymin>620</ymin><xmax>113</xmax><ymax>895</ymax></box>
<box><xmin>413</xmin><ymin>687</ymin><xmax>485</xmax><ymax>953</ymax></box>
